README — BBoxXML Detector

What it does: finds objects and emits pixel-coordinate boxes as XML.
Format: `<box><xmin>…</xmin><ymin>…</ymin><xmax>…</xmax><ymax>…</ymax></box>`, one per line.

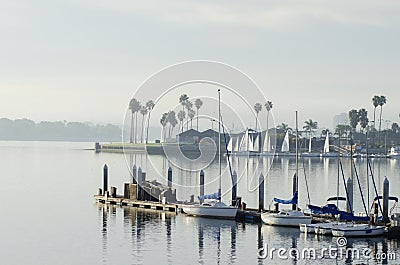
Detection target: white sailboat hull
<box><xmin>331</xmin><ymin>224</ymin><xmax>385</xmax><ymax>237</ymax></box>
<box><xmin>182</xmin><ymin>204</ymin><xmax>238</xmax><ymax>219</ymax></box>
<box><xmin>262</xmin><ymin>211</ymin><xmax>312</xmax><ymax>227</ymax></box>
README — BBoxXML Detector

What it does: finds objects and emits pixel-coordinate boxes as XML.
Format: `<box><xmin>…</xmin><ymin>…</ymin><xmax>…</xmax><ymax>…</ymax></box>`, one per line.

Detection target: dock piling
<box><xmin>168</xmin><ymin>167</ymin><xmax>172</xmax><ymax>188</ymax></box>
<box><xmin>258</xmin><ymin>173</ymin><xmax>264</xmax><ymax>212</ymax></box>
<box><xmin>292</xmin><ymin>173</ymin><xmax>297</xmax><ymax>210</ymax></box>
<box><xmin>137</xmin><ymin>167</ymin><xmax>142</xmax><ymax>200</ymax></box>
<box><xmin>383</xmin><ymin>177</ymin><xmax>389</xmax><ymax>224</ymax></box>
<box><xmin>103</xmin><ymin>164</ymin><xmax>108</xmax><ymax>196</ymax></box>
<box><xmin>132</xmin><ymin>164</ymin><xmax>137</xmax><ymax>184</ymax></box>
<box><xmin>346</xmin><ymin>177</ymin><xmax>353</xmax><ymax>213</ymax></box>
<box><xmin>200</xmin><ymin>170</ymin><xmax>204</xmax><ymax>203</ymax></box>
<box><xmin>231</xmin><ymin>170</ymin><xmax>237</xmax><ymax>206</ymax></box>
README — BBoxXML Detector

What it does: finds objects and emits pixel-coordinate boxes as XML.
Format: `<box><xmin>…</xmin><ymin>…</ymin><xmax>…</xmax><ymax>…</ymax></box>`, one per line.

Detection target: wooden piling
<box><xmin>132</xmin><ymin>164</ymin><xmax>137</xmax><ymax>184</ymax></box>
<box><xmin>346</xmin><ymin>177</ymin><xmax>353</xmax><ymax>213</ymax></box>
<box><xmin>110</xmin><ymin>186</ymin><xmax>117</xmax><ymax>198</ymax></box>
<box><xmin>258</xmin><ymin>173</ymin><xmax>264</xmax><ymax>212</ymax></box>
<box><xmin>292</xmin><ymin>173</ymin><xmax>297</xmax><ymax>210</ymax></box>
<box><xmin>383</xmin><ymin>177</ymin><xmax>389</xmax><ymax>224</ymax></box>
<box><xmin>137</xmin><ymin>167</ymin><xmax>142</xmax><ymax>200</ymax></box>
<box><xmin>199</xmin><ymin>170</ymin><xmax>204</xmax><ymax>203</ymax></box>
<box><xmin>231</xmin><ymin>170</ymin><xmax>237</xmax><ymax>206</ymax></box>
<box><xmin>103</xmin><ymin>164</ymin><xmax>108</xmax><ymax>196</ymax></box>
<box><xmin>168</xmin><ymin>167</ymin><xmax>172</xmax><ymax>188</ymax></box>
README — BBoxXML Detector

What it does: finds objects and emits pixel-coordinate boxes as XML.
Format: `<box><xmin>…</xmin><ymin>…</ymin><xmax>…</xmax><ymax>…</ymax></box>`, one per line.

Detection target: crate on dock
<box><xmin>129</xmin><ymin>184</ymin><xmax>138</xmax><ymax>200</ymax></box>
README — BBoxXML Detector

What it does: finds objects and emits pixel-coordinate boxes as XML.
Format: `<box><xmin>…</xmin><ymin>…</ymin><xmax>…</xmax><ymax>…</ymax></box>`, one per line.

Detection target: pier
<box><xmin>94</xmin><ymin>164</ymin><xmax>400</xmax><ymax>238</ymax></box>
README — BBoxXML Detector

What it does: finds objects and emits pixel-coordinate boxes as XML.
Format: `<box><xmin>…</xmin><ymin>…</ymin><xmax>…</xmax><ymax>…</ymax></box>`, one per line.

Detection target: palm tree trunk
<box><xmin>135</xmin><ymin>113</ymin><xmax>138</xmax><ymax>144</ymax></box>
<box><xmin>130</xmin><ymin>113</ymin><xmax>134</xmax><ymax>143</ymax></box>
<box><xmin>196</xmin><ymin>109</ymin><xmax>199</xmax><ymax>131</ymax></box>
<box><xmin>373</xmin><ymin>107</ymin><xmax>377</xmax><ymax>130</ymax></box>
<box><xmin>146</xmin><ymin>112</ymin><xmax>151</xmax><ymax>144</ymax></box>
<box><xmin>378</xmin><ymin>105</ymin><xmax>383</xmax><ymax>149</ymax></box>
<box><xmin>141</xmin><ymin>115</ymin><xmax>145</xmax><ymax>143</ymax></box>
<box><xmin>255</xmin><ymin>114</ymin><xmax>258</xmax><ymax>131</ymax></box>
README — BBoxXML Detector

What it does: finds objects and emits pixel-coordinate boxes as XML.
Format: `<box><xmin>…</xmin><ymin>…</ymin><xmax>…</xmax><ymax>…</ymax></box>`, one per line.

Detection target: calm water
<box><xmin>1</xmin><ymin>141</ymin><xmax>400</xmax><ymax>265</ymax></box>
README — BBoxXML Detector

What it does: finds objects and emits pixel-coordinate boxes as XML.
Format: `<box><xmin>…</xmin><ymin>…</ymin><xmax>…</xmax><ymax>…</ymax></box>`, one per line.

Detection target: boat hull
<box><xmin>182</xmin><ymin>205</ymin><xmax>238</xmax><ymax>219</ymax></box>
<box><xmin>332</xmin><ymin>225</ymin><xmax>385</xmax><ymax>237</ymax></box>
<box><xmin>300</xmin><ymin>223</ymin><xmax>319</xmax><ymax>233</ymax></box>
<box><xmin>262</xmin><ymin>212</ymin><xmax>312</xmax><ymax>227</ymax></box>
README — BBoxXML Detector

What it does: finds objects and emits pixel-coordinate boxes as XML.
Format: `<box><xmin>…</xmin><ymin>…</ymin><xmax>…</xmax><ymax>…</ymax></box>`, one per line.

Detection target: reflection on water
<box><xmin>98</xmin><ymin>204</ymin><xmax>400</xmax><ymax>265</ymax></box>
<box><xmin>2</xmin><ymin>142</ymin><xmax>400</xmax><ymax>265</ymax></box>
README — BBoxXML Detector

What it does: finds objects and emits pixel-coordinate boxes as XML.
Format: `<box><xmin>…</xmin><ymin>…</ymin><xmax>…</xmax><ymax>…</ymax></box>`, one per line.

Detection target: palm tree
<box><xmin>348</xmin><ymin>109</ymin><xmax>359</xmax><ymax>132</ymax></box>
<box><xmin>303</xmin><ymin>119</ymin><xmax>318</xmax><ymax>138</ymax></box>
<box><xmin>184</xmin><ymin>100</ymin><xmax>193</xmax><ymax>131</ymax></box>
<box><xmin>139</xmin><ymin>106</ymin><xmax>148</xmax><ymax>143</ymax></box>
<box><xmin>179</xmin><ymin>94</ymin><xmax>189</xmax><ymax>115</ymax></box>
<box><xmin>321</xmin><ymin>129</ymin><xmax>330</xmax><ymax>137</ymax></box>
<box><xmin>372</xmin><ymin>95</ymin><xmax>380</xmax><ymax>130</ymax></box>
<box><xmin>188</xmin><ymin>109</ymin><xmax>196</xmax><ymax>129</ymax></box>
<box><xmin>277</xmin><ymin>123</ymin><xmax>291</xmax><ymax>132</ymax></box>
<box><xmin>378</xmin><ymin>95</ymin><xmax>387</xmax><ymax>147</ymax></box>
<box><xmin>145</xmin><ymin>100</ymin><xmax>155</xmax><ymax>144</ymax></box>
<box><xmin>177</xmin><ymin>110</ymin><xmax>186</xmax><ymax>133</ymax></box>
<box><xmin>194</xmin><ymin>98</ymin><xmax>203</xmax><ymax>131</ymax></box>
<box><xmin>168</xmin><ymin>111</ymin><xmax>178</xmax><ymax>138</ymax></box>
<box><xmin>253</xmin><ymin>103</ymin><xmax>262</xmax><ymax>131</ymax></box>
<box><xmin>392</xmin><ymin>122</ymin><xmax>399</xmax><ymax>134</ymax></box>
<box><xmin>335</xmin><ymin>124</ymin><xmax>352</xmax><ymax>138</ymax></box>
<box><xmin>129</xmin><ymin>98</ymin><xmax>141</xmax><ymax>143</ymax></box>
<box><xmin>265</xmin><ymin>101</ymin><xmax>273</xmax><ymax>130</ymax></box>
<box><xmin>160</xmin><ymin>112</ymin><xmax>169</xmax><ymax>141</ymax></box>
<box><xmin>358</xmin><ymin>108</ymin><xmax>368</xmax><ymax>133</ymax></box>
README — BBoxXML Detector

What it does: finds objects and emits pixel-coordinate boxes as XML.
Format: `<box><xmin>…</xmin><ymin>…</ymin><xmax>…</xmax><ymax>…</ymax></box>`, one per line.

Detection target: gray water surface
<box><xmin>1</xmin><ymin>141</ymin><xmax>399</xmax><ymax>264</ymax></box>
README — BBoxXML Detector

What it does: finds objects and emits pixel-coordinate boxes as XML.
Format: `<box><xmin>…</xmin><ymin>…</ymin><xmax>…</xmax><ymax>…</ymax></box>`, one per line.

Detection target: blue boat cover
<box><xmin>308</xmin><ymin>203</ymin><xmax>340</xmax><ymax>215</ymax></box>
<box><xmin>274</xmin><ymin>191</ymin><xmax>298</xmax><ymax>205</ymax></box>
<box><xmin>339</xmin><ymin>211</ymin><xmax>370</xmax><ymax>222</ymax></box>
<box><xmin>198</xmin><ymin>191</ymin><xmax>221</xmax><ymax>201</ymax></box>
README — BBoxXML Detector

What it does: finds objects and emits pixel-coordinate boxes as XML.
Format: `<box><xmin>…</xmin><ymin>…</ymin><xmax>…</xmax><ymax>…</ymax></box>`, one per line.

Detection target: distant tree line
<box><xmin>0</xmin><ymin>118</ymin><xmax>121</xmax><ymax>141</ymax></box>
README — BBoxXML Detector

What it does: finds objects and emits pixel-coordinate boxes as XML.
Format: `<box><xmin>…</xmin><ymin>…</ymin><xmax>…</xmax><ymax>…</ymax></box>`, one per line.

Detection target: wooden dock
<box><xmin>94</xmin><ymin>195</ymin><xmax>178</xmax><ymax>212</ymax></box>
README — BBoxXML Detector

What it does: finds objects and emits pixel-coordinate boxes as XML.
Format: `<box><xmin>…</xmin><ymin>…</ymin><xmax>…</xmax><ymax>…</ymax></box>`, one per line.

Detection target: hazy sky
<box><xmin>1</xmin><ymin>0</ymin><xmax>400</xmax><ymax>130</ymax></box>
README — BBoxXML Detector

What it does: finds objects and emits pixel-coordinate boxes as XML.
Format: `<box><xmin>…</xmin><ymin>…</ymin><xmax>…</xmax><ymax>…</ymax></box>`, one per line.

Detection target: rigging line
<box><xmin>368</xmin><ymin>160</ymin><xmax>384</xmax><ymax>216</ymax></box>
<box><xmin>301</xmin><ymin>154</ymin><xmax>311</xmax><ymax>205</ymax></box>
<box><xmin>219</xmin><ymin>113</ymin><xmax>233</xmax><ymax>178</ymax></box>
<box><xmin>352</xmin><ymin>160</ymin><xmax>368</xmax><ymax>216</ymax></box>
<box><xmin>339</xmin><ymin>160</ymin><xmax>353</xmax><ymax>214</ymax></box>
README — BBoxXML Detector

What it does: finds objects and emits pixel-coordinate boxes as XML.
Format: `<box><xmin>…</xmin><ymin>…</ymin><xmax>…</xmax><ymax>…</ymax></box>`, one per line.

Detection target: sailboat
<box><xmin>278</xmin><ymin>131</ymin><xmax>295</xmax><ymax>157</ymax></box>
<box><xmin>261</xmin><ymin>112</ymin><xmax>312</xmax><ymax>227</ymax></box>
<box><xmin>253</xmin><ymin>135</ymin><xmax>259</xmax><ymax>153</ymax></box>
<box><xmin>261</xmin><ymin>131</ymin><xmax>275</xmax><ymax>156</ymax></box>
<box><xmin>227</xmin><ymin>137</ymin><xmax>233</xmax><ymax>153</ymax></box>
<box><xmin>182</xmin><ymin>89</ymin><xmax>238</xmax><ymax>219</ymax></box>
<box><xmin>320</xmin><ymin>134</ymin><xmax>338</xmax><ymax>157</ymax></box>
<box><xmin>301</xmin><ymin>135</ymin><xmax>320</xmax><ymax>157</ymax></box>
<box><xmin>236</xmin><ymin>129</ymin><xmax>258</xmax><ymax>156</ymax></box>
<box><xmin>234</xmin><ymin>136</ymin><xmax>240</xmax><ymax>153</ymax></box>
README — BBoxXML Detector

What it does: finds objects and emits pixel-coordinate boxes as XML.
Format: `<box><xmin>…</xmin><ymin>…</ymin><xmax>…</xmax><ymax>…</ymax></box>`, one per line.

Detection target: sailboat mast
<box><xmin>218</xmin><ymin>89</ymin><xmax>221</xmax><ymax>202</ymax></box>
<box><xmin>295</xmin><ymin>111</ymin><xmax>299</xmax><ymax>186</ymax></box>
<box><xmin>293</xmin><ymin>111</ymin><xmax>299</xmax><ymax>211</ymax></box>
<box><xmin>337</xmin><ymin>132</ymin><xmax>341</xmax><ymax>208</ymax></box>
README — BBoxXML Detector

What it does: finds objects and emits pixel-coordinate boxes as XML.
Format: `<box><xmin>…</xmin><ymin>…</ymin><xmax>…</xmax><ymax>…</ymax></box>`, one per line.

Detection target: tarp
<box><xmin>308</xmin><ymin>203</ymin><xmax>339</xmax><ymax>215</ymax></box>
<box><xmin>339</xmin><ymin>211</ymin><xmax>370</xmax><ymax>222</ymax></box>
<box><xmin>274</xmin><ymin>191</ymin><xmax>298</xmax><ymax>205</ymax></box>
